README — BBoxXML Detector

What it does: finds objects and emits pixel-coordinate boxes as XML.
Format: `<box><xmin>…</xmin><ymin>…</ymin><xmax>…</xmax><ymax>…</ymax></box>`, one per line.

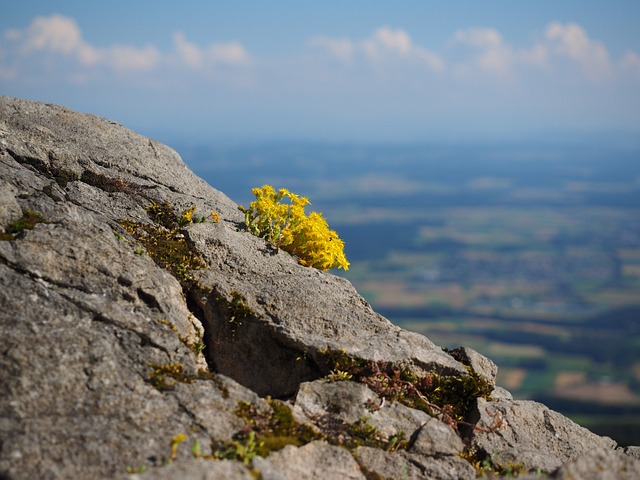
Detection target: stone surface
<box><xmin>469</xmin><ymin>396</ymin><xmax>618</xmax><ymax>473</ymax></box>
<box><xmin>1</xmin><ymin>96</ymin><xmax>636</xmax><ymax>480</ymax></box>
<box><xmin>129</xmin><ymin>459</ymin><xmax>256</xmax><ymax>480</ymax></box>
<box><xmin>447</xmin><ymin>346</ymin><xmax>498</xmax><ymax>386</ymax></box>
<box><xmin>353</xmin><ymin>447</ymin><xmax>425</xmax><ymax>480</ymax></box>
<box><xmin>409</xmin><ymin>417</ymin><xmax>465</xmax><ymax>456</ymax></box>
<box><xmin>553</xmin><ymin>448</ymin><xmax>640</xmax><ymax>480</ymax></box>
<box><xmin>254</xmin><ymin>441</ymin><xmax>365</xmax><ymax>480</ymax></box>
<box><xmin>295</xmin><ymin>379</ymin><xmax>431</xmax><ymax>440</ymax></box>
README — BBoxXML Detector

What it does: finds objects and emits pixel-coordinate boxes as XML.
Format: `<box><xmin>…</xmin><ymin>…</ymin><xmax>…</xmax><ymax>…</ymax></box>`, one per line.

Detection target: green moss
<box><xmin>156</xmin><ymin>317</ymin><xmax>206</xmax><ymax>357</ymax></box>
<box><xmin>231</xmin><ymin>399</ymin><xmax>321</xmax><ymax>458</ymax></box>
<box><xmin>146</xmin><ymin>200</ymin><xmax>179</xmax><ymax>230</ymax></box>
<box><xmin>460</xmin><ymin>449</ymin><xmax>528</xmax><ymax>477</ymax></box>
<box><xmin>320</xmin><ymin>350</ymin><xmax>493</xmax><ymax>424</ymax></box>
<box><xmin>146</xmin><ymin>362</ymin><xmax>213</xmax><ymax>391</ymax></box>
<box><xmin>225</xmin><ymin>397</ymin><xmax>407</xmax><ymax>461</ymax></box>
<box><xmin>117</xmin><ymin>202</ymin><xmax>208</xmax><ymax>285</ymax></box>
<box><xmin>226</xmin><ymin>290</ymin><xmax>257</xmax><ymax>328</ymax></box>
<box><xmin>1</xmin><ymin>210</ymin><xmax>48</xmax><ymax>240</ymax></box>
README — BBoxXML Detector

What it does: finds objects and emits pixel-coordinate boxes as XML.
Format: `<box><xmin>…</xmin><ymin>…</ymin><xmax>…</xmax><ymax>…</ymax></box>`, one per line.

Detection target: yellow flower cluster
<box><xmin>240</xmin><ymin>185</ymin><xmax>349</xmax><ymax>271</ymax></box>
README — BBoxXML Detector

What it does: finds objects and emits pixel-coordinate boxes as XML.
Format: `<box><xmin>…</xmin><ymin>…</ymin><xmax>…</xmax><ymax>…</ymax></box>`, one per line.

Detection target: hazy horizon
<box><xmin>2</xmin><ymin>2</ymin><xmax>639</xmax><ymax>144</ymax></box>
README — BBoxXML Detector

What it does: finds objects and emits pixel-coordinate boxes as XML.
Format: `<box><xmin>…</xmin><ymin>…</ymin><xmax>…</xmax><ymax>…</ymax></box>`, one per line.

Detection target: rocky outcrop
<box><xmin>0</xmin><ymin>96</ymin><xmax>638</xmax><ymax>479</ymax></box>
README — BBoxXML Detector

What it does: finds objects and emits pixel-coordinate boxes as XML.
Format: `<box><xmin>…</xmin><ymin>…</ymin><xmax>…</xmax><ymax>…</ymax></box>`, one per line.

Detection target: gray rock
<box><xmin>295</xmin><ymin>379</ymin><xmax>432</xmax><ymax>441</ymax></box>
<box><xmin>624</xmin><ymin>445</ymin><xmax>640</xmax><ymax>460</ymax></box>
<box><xmin>553</xmin><ymin>447</ymin><xmax>640</xmax><ymax>480</ymax></box>
<box><xmin>253</xmin><ymin>441</ymin><xmax>365</xmax><ymax>480</ymax></box>
<box><xmin>409</xmin><ymin>416</ymin><xmax>465</xmax><ymax>456</ymax></box>
<box><xmin>0</xmin><ymin>178</ymin><xmax>21</xmax><ymax>228</ymax></box>
<box><xmin>447</xmin><ymin>346</ymin><xmax>498</xmax><ymax>386</ymax></box>
<box><xmin>469</xmin><ymin>397</ymin><xmax>618</xmax><ymax>473</ymax></box>
<box><xmin>353</xmin><ymin>446</ymin><xmax>425</xmax><ymax>480</ymax></box>
<box><xmin>491</xmin><ymin>386</ymin><xmax>514</xmax><ymax>400</ymax></box>
<box><xmin>295</xmin><ymin>380</ymin><xmax>380</xmax><ymax>422</ymax></box>
<box><xmin>129</xmin><ymin>459</ymin><xmax>256</xmax><ymax>480</ymax></box>
<box><xmin>0</xmin><ymin>96</ymin><xmax>263</xmax><ymax>479</ymax></box>
<box><xmin>405</xmin><ymin>452</ymin><xmax>477</xmax><ymax>480</ymax></box>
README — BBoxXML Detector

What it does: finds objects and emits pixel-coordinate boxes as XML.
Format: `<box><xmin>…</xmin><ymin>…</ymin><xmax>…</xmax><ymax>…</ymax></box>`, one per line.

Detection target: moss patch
<box><xmin>320</xmin><ymin>350</ymin><xmax>493</xmax><ymax>426</ymax></box>
<box><xmin>230</xmin><ymin>399</ymin><xmax>321</xmax><ymax>458</ymax></box>
<box><xmin>146</xmin><ymin>362</ymin><xmax>214</xmax><ymax>391</ymax></box>
<box><xmin>1</xmin><ymin>209</ymin><xmax>48</xmax><ymax>241</ymax></box>
<box><xmin>209</xmin><ymin>397</ymin><xmax>407</xmax><ymax>464</ymax></box>
<box><xmin>117</xmin><ymin>201</ymin><xmax>208</xmax><ymax>285</ymax></box>
<box><xmin>460</xmin><ymin>448</ymin><xmax>528</xmax><ymax>477</ymax></box>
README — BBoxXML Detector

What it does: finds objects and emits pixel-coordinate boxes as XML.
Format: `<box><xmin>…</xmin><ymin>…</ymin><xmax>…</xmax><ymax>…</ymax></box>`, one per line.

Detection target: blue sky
<box><xmin>1</xmin><ymin>1</ymin><xmax>639</xmax><ymax>143</ymax></box>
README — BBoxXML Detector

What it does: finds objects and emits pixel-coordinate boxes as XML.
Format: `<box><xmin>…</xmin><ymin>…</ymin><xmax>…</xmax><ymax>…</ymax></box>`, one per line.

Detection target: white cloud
<box><xmin>1</xmin><ymin>14</ymin><xmax>251</xmax><ymax>79</ymax></box>
<box><xmin>451</xmin><ymin>22</ymin><xmax>618</xmax><ymax>83</ymax></box>
<box><xmin>620</xmin><ymin>51</ymin><xmax>640</xmax><ymax>81</ymax></box>
<box><xmin>172</xmin><ymin>32</ymin><xmax>250</xmax><ymax>69</ymax></box>
<box><xmin>452</xmin><ymin>27</ymin><xmax>549</xmax><ymax>79</ymax></box>
<box><xmin>173</xmin><ymin>31</ymin><xmax>204</xmax><ymax>69</ymax></box>
<box><xmin>104</xmin><ymin>44</ymin><xmax>161</xmax><ymax>72</ymax></box>
<box><xmin>11</xmin><ymin>14</ymin><xmax>99</xmax><ymax>66</ymax></box>
<box><xmin>22</xmin><ymin>14</ymin><xmax>83</xmax><ymax>54</ymax></box>
<box><xmin>308</xmin><ymin>36</ymin><xmax>355</xmax><ymax>65</ymax></box>
<box><xmin>545</xmin><ymin>22</ymin><xmax>613</xmax><ymax>81</ymax></box>
<box><xmin>208</xmin><ymin>42</ymin><xmax>250</xmax><ymax>65</ymax></box>
<box><xmin>454</xmin><ymin>27</ymin><xmax>503</xmax><ymax>49</ymax></box>
<box><xmin>363</xmin><ymin>27</ymin><xmax>412</xmax><ymax>58</ymax></box>
<box><xmin>310</xmin><ymin>27</ymin><xmax>443</xmax><ymax>72</ymax></box>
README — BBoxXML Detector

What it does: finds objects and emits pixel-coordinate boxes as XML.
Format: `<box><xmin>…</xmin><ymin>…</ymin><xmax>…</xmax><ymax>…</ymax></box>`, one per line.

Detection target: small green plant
<box><xmin>117</xmin><ymin>201</ymin><xmax>208</xmax><ymax>285</ymax></box>
<box><xmin>239</xmin><ymin>185</ymin><xmax>349</xmax><ymax>271</ymax></box>
<box><xmin>169</xmin><ymin>433</ymin><xmax>188</xmax><ymax>462</ymax></box>
<box><xmin>212</xmin><ymin>431</ymin><xmax>261</xmax><ymax>466</ymax></box>
<box><xmin>146</xmin><ymin>362</ymin><xmax>212</xmax><ymax>391</ymax></box>
<box><xmin>461</xmin><ymin>448</ymin><xmax>529</xmax><ymax>477</ymax></box>
<box><xmin>320</xmin><ymin>350</ymin><xmax>495</xmax><ymax>430</ymax></box>
<box><xmin>1</xmin><ymin>209</ymin><xmax>48</xmax><ymax>240</ymax></box>
<box><xmin>124</xmin><ymin>465</ymin><xmax>147</xmax><ymax>474</ymax></box>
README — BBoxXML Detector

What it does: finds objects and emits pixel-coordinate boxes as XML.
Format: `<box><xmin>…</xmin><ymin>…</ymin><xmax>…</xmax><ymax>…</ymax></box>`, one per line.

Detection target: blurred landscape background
<box><xmin>180</xmin><ymin>139</ymin><xmax>640</xmax><ymax>446</ymax></box>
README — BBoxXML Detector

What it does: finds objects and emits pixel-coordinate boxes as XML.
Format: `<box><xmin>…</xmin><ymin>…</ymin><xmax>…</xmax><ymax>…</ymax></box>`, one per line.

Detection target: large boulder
<box><xmin>1</xmin><ymin>96</ymin><xmax>638</xmax><ymax>479</ymax></box>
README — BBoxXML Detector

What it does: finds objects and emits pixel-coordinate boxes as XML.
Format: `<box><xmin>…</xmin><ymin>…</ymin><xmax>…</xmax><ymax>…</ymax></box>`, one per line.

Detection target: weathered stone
<box><xmin>295</xmin><ymin>380</ymin><xmax>379</xmax><ymax>422</ymax></box>
<box><xmin>0</xmin><ymin>178</ymin><xmax>21</xmax><ymax>228</ymax></box>
<box><xmin>409</xmin><ymin>417</ymin><xmax>465</xmax><ymax>456</ymax></box>
<box><xmin>469</xmin><ymin>397</ymin><xmax>618</xmax><ymax>473</ymax></box>
<box><xmin>447</xmin><ymin>346</ymin><xmax>498</xmax><ymax>386</ymax></box>
<box><xmin>353</xmin><ymin>446</ymin><xmax>425</xmax><ymax>480</ymax></box>
<box><xmin>553</xmin><ymin>447</ymin><xmax>640</xmax><ymax>480</ymax></box>
<box><xmin>405</xmin><ymin>452</ymin><xmax>477</xmax><ymax>480</ymax></box>
<box><xmin>253</xmin><ymin>441</ymin><xmax>365</xmax><ymax>480</ymax></box>
<box><xmin>624</xmin><ymin>445</ymin><xmax>640</xmax><ymax>460</ymax></box>
<box><xmin>129</xmin><ymin>459</ymin><xmax>256</xmax><ymax>480</ymax></box>
<box><xmin>295</xmin><ymin>379</ymin><xmax>431</xmax><ymax>440</ymax></box>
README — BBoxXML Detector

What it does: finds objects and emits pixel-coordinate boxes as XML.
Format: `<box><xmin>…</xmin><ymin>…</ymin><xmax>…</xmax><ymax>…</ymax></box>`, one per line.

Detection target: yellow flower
<box><xmin>240</xmin><ymin>185</ymin><xmax>349</xmax><ymax>271</ymax></box>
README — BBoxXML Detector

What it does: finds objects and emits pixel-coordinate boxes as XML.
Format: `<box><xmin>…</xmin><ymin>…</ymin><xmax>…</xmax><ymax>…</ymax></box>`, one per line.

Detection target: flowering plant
<box><xmin>240</xmin><ymin>185</ymin><xmax>349</xmax><ymax>271</ymax></box>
